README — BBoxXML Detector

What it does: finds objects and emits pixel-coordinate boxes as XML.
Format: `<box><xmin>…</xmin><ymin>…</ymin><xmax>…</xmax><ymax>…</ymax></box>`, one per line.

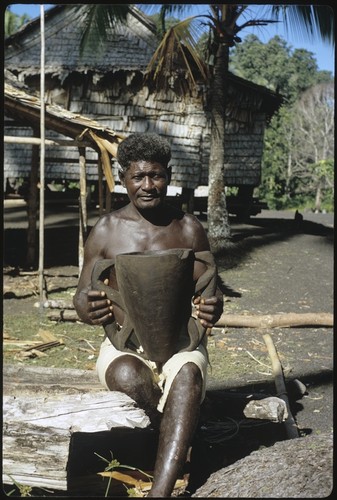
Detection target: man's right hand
<box><xmin>86</xmin><ymin>287</ymin><xmax>114</xmax><ymax>325</ymax></box>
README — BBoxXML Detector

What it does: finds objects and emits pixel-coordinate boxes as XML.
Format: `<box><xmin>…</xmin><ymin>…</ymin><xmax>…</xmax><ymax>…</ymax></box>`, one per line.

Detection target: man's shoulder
<box><xmin>99</xmin><ymin>205</ymin><xmax>129</xmax><ymax>222</ymax></box>
<box><xmin>92</xmin><ymin>206</ymin><xmax>129</xmax><ymax>232</ymax></box>
<box><xmin>181</xmin><ymin>210</ymin><xmax>205</xmax><ymax>228</ymax></box>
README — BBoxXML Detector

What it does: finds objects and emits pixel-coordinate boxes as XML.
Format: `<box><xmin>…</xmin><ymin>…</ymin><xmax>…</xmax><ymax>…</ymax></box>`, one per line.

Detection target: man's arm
<box><xmin>187</xmin><ymin>214</ymin><xmax>224</xmax><ymax>328</ymax></box>
<box><xmin>73</xmin><ymin>222</ymin><xmax>114</xmax><ymax>326</ymax></box>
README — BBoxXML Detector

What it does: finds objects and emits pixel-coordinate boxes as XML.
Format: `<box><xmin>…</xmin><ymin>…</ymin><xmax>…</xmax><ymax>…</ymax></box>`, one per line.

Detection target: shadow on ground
<box><xmin>3</xmin><ymin>216</ymin><xmax>333</xmax><ymax>270</ymax></box>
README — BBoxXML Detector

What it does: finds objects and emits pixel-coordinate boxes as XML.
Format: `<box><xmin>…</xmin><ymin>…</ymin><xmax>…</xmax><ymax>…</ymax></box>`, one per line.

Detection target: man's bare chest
<box><xmin>104</xmin><ymin>221</ymin><xmax>189</xmax><ymax>258</ymax></box>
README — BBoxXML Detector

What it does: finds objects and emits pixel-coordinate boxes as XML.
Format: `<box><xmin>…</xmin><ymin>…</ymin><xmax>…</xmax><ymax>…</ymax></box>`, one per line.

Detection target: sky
<box><xmin>7</xmin><ymin>3</ymin><xmax>335</xmax><ymax>75</ymax></box>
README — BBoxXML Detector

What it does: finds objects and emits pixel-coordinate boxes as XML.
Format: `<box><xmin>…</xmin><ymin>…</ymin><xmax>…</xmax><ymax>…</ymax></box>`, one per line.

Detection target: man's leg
<box><xmin>147</xmin><ymin>362</ymin><xmax>202</xmax><ymax>497</ymax></box>
<box><xmin>105</xmin><ymin>354</ymin><xmax>162</xmax><ymax>427</ymax></box>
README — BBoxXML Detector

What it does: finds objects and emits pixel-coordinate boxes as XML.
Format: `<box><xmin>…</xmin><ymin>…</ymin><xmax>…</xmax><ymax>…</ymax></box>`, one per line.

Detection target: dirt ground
<box><xmin>3</xmin><ymin>205</ymin><xmax>334</xmax><ymax>495</ymax></box>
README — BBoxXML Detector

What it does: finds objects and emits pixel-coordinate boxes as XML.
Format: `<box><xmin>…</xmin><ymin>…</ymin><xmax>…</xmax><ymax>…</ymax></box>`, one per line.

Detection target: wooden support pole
<box><xmin>105</xmin><ymin>174</ymin><xmax>112</xmax><ymax>213</ymax></box>
<box><xmin>78</xmin><ymin>147</ymin><xmax>87</xmax><ymax>275</ymax></box>
<box><xmin>38</xmin><ymin>5</ymin><xmax>47</xmax><ymax>310</ymax></box>
<box><xmin>26</xmin><ymin>135</ymin><xmax>39</xmax><ymax>268</ymax></box>
<box><xmin>263</xmin><ymin>333</ymin><xmax>299</xmax><ymax>439</ymax></box>
<box><xmin>98</xmin><ymin>155</ymin><xmax>104</xmax><ymax>216</ymax></box>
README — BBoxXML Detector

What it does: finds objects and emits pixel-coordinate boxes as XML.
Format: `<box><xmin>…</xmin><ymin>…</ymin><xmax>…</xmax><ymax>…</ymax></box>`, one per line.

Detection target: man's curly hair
<box><xmin>117</xmin><ymin>133</ymin><xmax>171</xmax><ymax>171</ymax></box>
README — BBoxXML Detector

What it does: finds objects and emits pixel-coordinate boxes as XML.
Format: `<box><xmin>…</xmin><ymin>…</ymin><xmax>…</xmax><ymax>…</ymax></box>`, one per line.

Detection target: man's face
<box><xmin>120</xmin><ymin>161</ymin><xmax>170</xmax><ymax>211</ymax></box>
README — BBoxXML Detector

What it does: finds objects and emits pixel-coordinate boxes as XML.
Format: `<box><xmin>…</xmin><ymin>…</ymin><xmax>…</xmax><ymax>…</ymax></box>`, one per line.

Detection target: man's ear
<box><xmin>167</xmin><ymin>166</ymin><xmax>172</xmax><ymax>184</ymax></box>
<box><xmin>118</xmin><ymin>169</ymin><xmax>125</xmax><ymax>186</ymax></box>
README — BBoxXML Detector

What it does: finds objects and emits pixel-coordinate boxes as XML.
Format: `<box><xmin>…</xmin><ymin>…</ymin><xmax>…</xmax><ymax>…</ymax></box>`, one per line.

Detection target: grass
<box><xmin>3</xmin><ymin>285</ymin><xmax>103</xmax><ymax>371</ymax></box>
<box><xmin>3</xmin><ymin>276</ymin><xmax>272</xmax><ymax>384</ymax></box>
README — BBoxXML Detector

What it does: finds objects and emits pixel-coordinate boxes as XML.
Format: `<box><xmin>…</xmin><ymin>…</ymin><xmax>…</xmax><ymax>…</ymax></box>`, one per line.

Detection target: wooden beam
<box><xmin>4</xmin><ymin>135</ymin><xmax>93</xmax><ymax>148</ymax></box>
<box><xmin>98</xmin><ymin>156</ymin><xmax>104</xmax><ymax>216</ymax></box>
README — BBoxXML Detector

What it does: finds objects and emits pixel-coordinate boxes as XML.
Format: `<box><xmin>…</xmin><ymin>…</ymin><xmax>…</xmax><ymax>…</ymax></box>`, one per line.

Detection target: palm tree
<box><xmin>80</xmin><ymin>4</ymin><xmax>334</xmax><ymax>253</ymax></box>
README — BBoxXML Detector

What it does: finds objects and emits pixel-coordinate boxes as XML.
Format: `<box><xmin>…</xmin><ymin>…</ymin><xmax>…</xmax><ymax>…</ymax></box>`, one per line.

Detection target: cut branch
<box><xmin>263</xmin><ymin>333</ymin><xmax>299</xmax><ymax>439</ymax></box>
<box><xmin>215</xmin><ymin>312</ymin><xmax>333</xmax><ymax>328</ymax></box>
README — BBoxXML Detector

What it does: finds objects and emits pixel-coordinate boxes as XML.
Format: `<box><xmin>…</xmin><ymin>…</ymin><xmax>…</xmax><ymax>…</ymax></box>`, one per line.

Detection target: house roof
<box><xmin>5</xmin><ymin>3</ymin><xmax>282</xmax><ymax>117</ymax></box>
<box><xmin>5</xmin><ymin>4</ymin><xmax>158</xmax><ymax>82</ymax></box>
<box><xmin>5</xmin><ymin>70</ymin><xmax>124</xmax><ymax>147</ymax></box>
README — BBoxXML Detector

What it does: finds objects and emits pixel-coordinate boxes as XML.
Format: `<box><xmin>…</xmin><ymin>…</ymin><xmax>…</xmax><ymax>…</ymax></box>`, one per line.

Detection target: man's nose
<box><xmin>142</xmin><ymin>176</ymin><xmax>154</xmax><ymax>190</ymax></box>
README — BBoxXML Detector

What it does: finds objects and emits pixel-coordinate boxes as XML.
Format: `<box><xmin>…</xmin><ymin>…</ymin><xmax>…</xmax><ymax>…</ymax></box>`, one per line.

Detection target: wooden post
<box><xmin>38</xmin><ymin>5</ymin><xmax>46</xmax><ymax>309</ymax></box>
<box><xmin>182</xmin><ymin>187</ymin><xmax>194</xmax><ymax>213</ymax></box>
<box><xmin>98</xmin><ymin>155</ymin><xmax>104</xmax><ymax>216</ymax></box>
<box><xmin>78</xmin><ymin>147</ymin><xmax>87</xmax><ymax>275</ymax></box>
<box><xmin>26</xmin><ymin>137</ymin><xmax>39</xmax><ymax>268</ymax></box>
<box><xmin>105</xmin><ymin>177</ymin><xmax>111</xmax><ymax>213</ymax></box>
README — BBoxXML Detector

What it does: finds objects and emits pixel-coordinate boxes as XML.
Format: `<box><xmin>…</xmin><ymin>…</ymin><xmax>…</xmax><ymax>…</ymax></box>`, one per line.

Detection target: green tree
<box><xmin>287</xmin><ymin>48</ymin><xmax>319</xmax><ymax>101</ymax></box>
<box><xmin>230</xmin><ymin>34</ymin><xmax>330</xmax><ymax>103</ymax></box>
<box><xmin>259</xmin><ymin>106</ymin><xmax>296</xmax><ymax>209</ymax></box>
<box><xmin>291</xmin><ymin>83</ymin><xmax>334</xmax><ymax>211</ymax></box>
<box><xmin>5</xmin><ymin>7</ymin><xmax>30</xmax><ymax>36</ymax></box>
<box><xmin>79</xmin><ymin>4</ymin><xmax>334</xmax><ymax>252</ymax></box>
<box><xmin>260</xmin><ymin>82</ymin><xmax>334</xmax><ymax>211</ymax></box>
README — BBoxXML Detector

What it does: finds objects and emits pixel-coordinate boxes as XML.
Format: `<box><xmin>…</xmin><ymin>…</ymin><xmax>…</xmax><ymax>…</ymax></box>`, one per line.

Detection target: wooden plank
<box><xmin>4</xmin><ymin>135</ymin><xmax>93</xmax><ymax>148</ymax></box>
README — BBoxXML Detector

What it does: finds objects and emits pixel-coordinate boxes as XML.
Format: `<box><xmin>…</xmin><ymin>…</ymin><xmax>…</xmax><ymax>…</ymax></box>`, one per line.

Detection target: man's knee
<box><xmin>105</xmin><ymin>354</ymin><xmax>151</xmax><ymax>391</ymax></box>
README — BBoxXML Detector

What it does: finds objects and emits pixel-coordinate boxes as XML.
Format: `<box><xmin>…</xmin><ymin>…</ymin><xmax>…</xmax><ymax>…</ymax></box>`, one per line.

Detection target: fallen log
<box><xmin>42</xmin><ymin>299</ymin><xmax>75</xmax><ymax>309</ymax></box>
<box><xmin>3</xmin><ymin>364</ymin><xmax>102</xmax><ymax>395</ymax></box>
<box><xmin>215</xmin><ymin>312</ymin><xmax>333</xmax><ymax>328</ymax></box>
<box><xmin>47</xmin><ymin>309</ymin><xmax>80</xmax><ymax>321</ymax></box>
<box><xmin>2</xmin><ymin>364</ymin><xmax>290</xmax><ymax>495</ymax></box>
<box><xmin>48</xmin><ymin>311</ymin><xmax>334</xmax><ymax>327</ymax></box>
<box><xmin>3</xmin><ymin>391</ymin><xmax>151</xmax><ymax>492</ymax></box>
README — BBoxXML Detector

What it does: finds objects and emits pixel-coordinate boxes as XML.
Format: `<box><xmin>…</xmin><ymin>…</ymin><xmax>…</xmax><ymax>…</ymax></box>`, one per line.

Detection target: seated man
<box><xmin>73</xmin><ymin>133</ymin><xmax>223</xmax><ymax>497</ymax></box>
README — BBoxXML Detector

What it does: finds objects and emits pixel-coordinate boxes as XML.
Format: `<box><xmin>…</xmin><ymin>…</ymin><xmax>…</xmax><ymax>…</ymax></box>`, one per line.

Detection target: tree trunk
<box><xmin>207</xmin><ymin>42</ymin><xmax>231</xmax><ymax>254</ymax></box>
<box><xmin>314</xmin><ymin>180</ymin><xmax>322</xmax><ymax>212</ymax></box>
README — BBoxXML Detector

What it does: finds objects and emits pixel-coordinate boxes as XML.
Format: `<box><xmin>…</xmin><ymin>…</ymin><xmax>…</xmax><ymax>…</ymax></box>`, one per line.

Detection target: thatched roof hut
<box><xmin>4</xmin><ymin>4</ymin><xmax>282</xmax><ymax>192</ymax></box>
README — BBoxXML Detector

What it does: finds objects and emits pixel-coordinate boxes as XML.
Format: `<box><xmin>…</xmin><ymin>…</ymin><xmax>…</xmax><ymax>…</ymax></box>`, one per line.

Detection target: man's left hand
<box><xmin>193</xmin><ymin>295</ymin><xmax>223</xmax><ymax>328</ymax></box>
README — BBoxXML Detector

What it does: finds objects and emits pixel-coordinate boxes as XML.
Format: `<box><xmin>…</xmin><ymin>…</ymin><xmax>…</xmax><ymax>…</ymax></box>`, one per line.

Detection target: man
<box><xmin>73</xmin><ymin>133</ymin><xmax>223</xmax><ymax>497</ymax></box>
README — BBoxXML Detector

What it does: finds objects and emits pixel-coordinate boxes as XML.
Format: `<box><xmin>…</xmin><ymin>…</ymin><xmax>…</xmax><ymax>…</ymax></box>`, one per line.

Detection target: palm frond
<box><xmin>79</xmin><ymin>5</ymin><xmax>130</xmax><ymax>56</ymax></box>
<box><xmin>272</xmin><ymin>5</ymin><xmax>334</xmax><ymax>45</ymax></box>
<box><xmin>145</xmin><ymin>15</ymin><xmax>208</xmax><ymax>92</ymax></box>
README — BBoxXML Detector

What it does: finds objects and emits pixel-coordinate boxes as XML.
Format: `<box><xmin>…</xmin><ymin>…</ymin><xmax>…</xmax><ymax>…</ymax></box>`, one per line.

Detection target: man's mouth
<box><xmin>140</xmin><ymin>195</ymin><xmax>158</xmax><ymax>200</ymax></box>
